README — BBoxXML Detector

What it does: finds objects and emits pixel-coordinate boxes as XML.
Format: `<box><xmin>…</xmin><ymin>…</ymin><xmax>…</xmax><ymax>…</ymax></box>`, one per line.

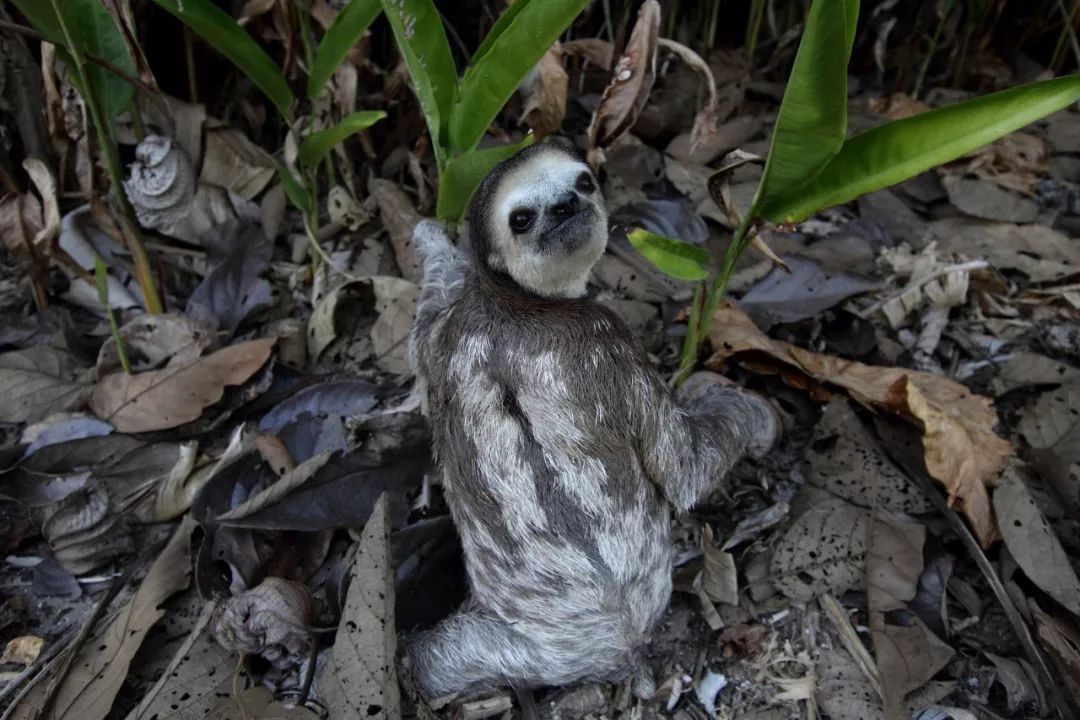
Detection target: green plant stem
<box><xmin>96</xmin><ymin>257</ymin><xmax>131</xmax><ymax>374</ymax></box>
<box><xmin>913</xmin><ymin>0</ymin><xmax>955</xmax><ymax>99</ymax></box>
<box><xmin>746</xmin><ymin>0</ymin><xmax>767</xmax><ymax>60</ymax></box>
<box><xmin>48</xmin><ymin>0</ymin><xmax>162</xmax><ymax>314</ymax></box>
<box><xmin>1051</xmin><ymin>0</ymin><xmax>1080</xmax><ymax>71</ymax></box>
<box><xmin>675</xmin><ymin>216</ymin><xmax>755</xmax><ymax>387</ymax></box>
<box><xmin>704</xmin><ymin>0</ymin><xmax>721</xmax><ymax>51</ymax></box>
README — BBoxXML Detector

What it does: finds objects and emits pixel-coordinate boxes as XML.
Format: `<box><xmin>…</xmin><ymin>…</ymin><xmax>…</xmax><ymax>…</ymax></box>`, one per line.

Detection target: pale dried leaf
<box><xmin>97</xmin><ymin>313</ymin><xmax>213</xmax><ymax>376</ymax></box>
<box><xmin>2</xmin><ymin>636</ymin><xmax>43</xmax><ymax>666</ymax></box>
<box><xmin>706</xmin><ymin>302</ymin><xmax>1011</xmax><ymax>547</ymax></box>
<box><xmin>771</xmin><ymin>497</ymin><xmax>869</xmax><ymax>601</ymax></box>
<box><xmin>90</xmin><ymin>339</ymin><xmax>275</xmax><ymax>432</ymax></box>
<box><xmin>0</xmin><ymin>346</ymin><xmax>91</xmax><ymax>424</ymax></box>
<box><xmin>318</xmin><ymin>495</ymin><xmax>400</xmax><ymax>720</ymax></box>
<box><xmin>1031</xmin><ymin>603</ymin><xmax>1080</xmax><ymax>698</ymax></box>
<box><xmin>816</xmin><ymin>647</ymin><xmax>883</xmax><ymax>720</ymax></box>
<box><xmin>369</xmin><ymin>179</ymin><xmax>421</xmax><ymax>283</ymax></box>
<box><xmin>927</xmin><ymin>219</ymin><xmax>1080</xmax><ymax>282</ymax></box>
<box><xmin>993</xmin><ymin>466</ymin><xmax>1080</xmax><ymax>616</ymax></box>
<box><xmin>124</xmin><ymin>135</ymin><xmax>197</xmax><ymax>239</ymax></box>
<box><xmin>25</xmin><ymin>158</ymin><xmax>60</xmax><ymax>251</ymax></box>
<box><xmin>370</xmin><ymin>276</ymin><xmax>419</xmax><ymax>375</ymax></box>
<box><xmin>560</xmin><ymin>38</ymin><xmax>613</xmax><ymax>69</ymax></box>
<box><xmin>1018</xmin><ymin>382</ymin><xmax>1080</xmax><ymax>463</ymax></box>
<box><xmin>521</xmin><ymin>43</ymin><xmax>568</xmax><ymax>139</ymax></box>
<box><xmin>701</xmin><ymin>525</ymin><xmax>737</xmax><ymax>605</ymax></box>
<box><xmin>199</xmin><ymin>122</ymin><xmax>276</xmax><ymax>199</ymax></box>
<box><xmin>870</xmin><ymin>618</ymin><xmax>954</xmax><ymax>720</ymax></box>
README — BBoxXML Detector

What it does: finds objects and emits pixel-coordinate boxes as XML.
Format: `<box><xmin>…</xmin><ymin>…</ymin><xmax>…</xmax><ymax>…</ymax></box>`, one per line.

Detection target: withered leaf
<box><xmin>97</xmin><ymin>313</ymin><xmax>213</xmax><ymax>376</ymax></box>
<box><xmin>0</xmin><ymin>346</ymin><xmax>92</xmax><ymax>424</ymax></box>
<box><xmin>586</xmin><ymin>0</ymin><xmax>659</xmax><ymax>153</ymax></box>
<box><xmin>521</xmin><ymin>42</ymin><xmax>568</xmax><ymax>139</ymax></box>
<box><xmin>816</xmin><ymin>646</ymin><xmax>882</xmax><ymax>720</ymax></box>
<box><xmin>369</xmin><ymin>178</ymin><xmax>421</xmax><ymax>283</ymax></box>
<box><xmin>707</xmin><ymin>302</ymin><xmax>1011</xmax><ymax>547</ymax></box>
<box><xmin>1018</xmin><ymin>382</ymin><xmax>1080</xmax><ymax>463</ymax></box>
<box><xmin>870</xmin><ymin>618</ymin><xmax>954</xmax><ymax>720</ymax></box>
<box><xmin>994</xmin><ymin>466</ymin><xmax>1080</xmax><ymax>616</ymax></box>
<box><xmin>186</xmin><ymin>219</ymin><xmax>273</xmax><ymax>336</ymax></box>
<box><xmin>90</xmin><ymin>338</ymin><xmax>275</xmax><ymax>433</ymax></box>
<box><xmin>318</xmin><ymin>495</ymin><xmax>400</xmax><ymax>720</ymax></box>
<box><xmin>771</xmin><ymin>496</ymin><xmax>869</xmax><ymax>601</ymax></box>
<box><xmin>9</xmin><ymin>519</ymin><xmax>193</xmax><ymax>720</ymax></box>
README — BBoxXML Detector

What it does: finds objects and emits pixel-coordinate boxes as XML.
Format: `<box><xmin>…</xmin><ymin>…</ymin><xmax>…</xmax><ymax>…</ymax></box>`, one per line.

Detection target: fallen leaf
<box><xmin>701</xmin><ymin>525</ymin><xmax>737</xmax><ymax>606</ymax></box>
<box><xmin>22</xmin><ymin>414</ymin><xmax>113</xmax><ymax>456</ymax></box>
<box><xmin>927</xmin><ymin>218</ymin><xmax>1080</xmax><ymax>282</ymax></box>
<box><xmin>213</xmin><ymin>577</ymin><xmax>314</xmax><ymax>667</ymax></box>
<box><xmin>706</xmin><ymin>302</ymin><xmax>1011</xmax><ymax>547</ymax></box>
<box><xmin>318</xmin><ymin>495</ymin><xmax>400</xmax><ymax>720</ymax></box>
<box><xmin>771</xmin><ymin>496</ymin><xmax>869</xmax><ymax>601</ymax></box>
<box><xmin>258</xmin><ymin>378</ymin><xmax>379</xmax><ymax>434</ymax></box>
<box><xmin>984</xmin><ymin>652</ymin><xmax>1042</xmax><ymax>715</ymax></box>
<box><xmin>369</xmin><ymin>179</ymin><xmax>421</xmax><ymax>283</ymax></box>
<box><xmin>870</xmin><ymin>618</ymin><xmax>954</xmax><ymax>720</ymax></box>
<box><xmin>816</xmin><ymin>647</ymin><xmax>882</xmax><ymax>720</ymax></box>
<box><xmin>521</xmin><ymin>42</ymin><xmax>568</xmax><ymax>139</ymax></box>
<box><xmin>739</xmin><ymin>257</ymin><xmax>879</xmax><ymax>330</ymax></box>
<box><xmin>97</xmin><ymin>313</ymin><xmax>214</xmax><ymax>376</ymax></box>
<box><xmin>985</xmin><ymin>352</ymin><xmax>1080</xmax><ymax>394</ymax></box>
<box><xmin>586</xmin><ymin>0</ymin><xmax>660</xmax><ymax>155</ymax></box>
<box><xmin>90</xmin><ymin>338</ymin><xmax>275</xmax><ymax>433</ymax></box>
<box><xmin>0</xmin><ymin>346</ymin><xmax>91</xmax><ymax>424</ymax></box>
<box><xmin>207</xmin><ymin>687</ymin><xmax>318</xmax><ymax>719</ymax></box>
<box><xmin>1031</xmin><ymin>602</ymin><xmax>1080</xmax><ymax>698</ymax></box>
<box><xmin>2</xmin><ymin>636</ymin><xmax>43</xmax><ymax>666</ymax></box>
<box><xmin>9</xmin><ymin>518</ymin><xmax>193</xmax><ymax>720</ymax></box>
<box><xmin>941</xmin><ymin>175</ymin><xmax>1039</xmax><ymax>224</ymax></box>
<box><xmin>994</xmin><ymin>465</ymin><xmax>1080</xmax><ymax>616</ymax></box>
<box><xmin>805</xmin><ymin>399</ymin><xmax>933</xmax><ymax>513</ymax></box>
<box><xmin>124</xmin><ymin>135</ymin><xmax>197</xmax><ymax>240</ymax></box>
<box><xmin>666</xmin><ymin>116</ymin><xmax>762</xmax><ymax>165</ymax></box>
<box><xmin>560</xmin><ymin>38</ymin><xmax>614</xmax><ymax>69</ymax></box>
<box><xmin>199</xmin><ymin>121</ymin><xmax>276</xmax><ymax>199</ymax></box>
<box><xmin>186</xmin><ymin>219</ymin><xmax>274</xmax><ymax>335</ymax></box>
<box><xmin>1018</xmin><ymin>383</ymin><xmax>1080</xmax><ymax>463</ymax></box>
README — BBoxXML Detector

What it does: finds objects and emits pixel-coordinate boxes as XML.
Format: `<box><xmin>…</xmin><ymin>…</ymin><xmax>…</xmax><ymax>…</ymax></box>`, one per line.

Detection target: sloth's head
<box><xmin>467</xmin><ymin>143</ymin><xmax>607</xmax><ymax>299</ymax></box>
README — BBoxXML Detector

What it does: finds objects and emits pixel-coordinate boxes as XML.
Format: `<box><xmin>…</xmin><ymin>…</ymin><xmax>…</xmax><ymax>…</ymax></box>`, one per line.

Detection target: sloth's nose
<box><xmin>549</xmin><ymin>192</ymin><xmax>580</xmax><ymax>219</ymax></box>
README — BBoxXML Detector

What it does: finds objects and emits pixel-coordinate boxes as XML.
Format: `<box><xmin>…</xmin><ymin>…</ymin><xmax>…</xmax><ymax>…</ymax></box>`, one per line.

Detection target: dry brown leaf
<box><xmin>199</xmin><ymin>121</ymin><xmax>276</xmax><ymax>199</ymax></box>
<box><xmin>560</xmin><ymin>38</ymin><xmax>614</xmax><ymax>69</ymax></box>
<box><xmin>9</xmin><ymin>518</ymin><xmax>193</xmax><ymax>720</ymax></box>
<box><xmin>1031</xmin><ymin>602</ymin><xmax>1080</xmax><ymax>699</ymax></box>
<box><xmin>706</xmin><ymin>302</ymin><xmax>1011</xmax><ymax>547</ymax></box>
<box><xmin>1018</xmin><ymin>382</ymin><xmax>1080</xmax><ymax>463</ymax></box>
<box><xmin>771</xmin><ymin>496</ymin><xmax>869</xmax><ymax>601</ymax></box>
<box><xmin>90</xmin><ymin>338</ymin><xmax>275</xmax><ymax>433</ymax></box>
<box><xmin>586</xmin><ymin>0</ymin><xmax>659</xmax><ymax>155</ymax></box>
<box><xmin>369</xmin><ymin>178</ymin><xmax>421</xmax><ymax>283</ymax></box>
<box><xmin>2</xmin><ymin>636</ymin><xmax>43</xmax><ymax>666</ymax></box>
<box><xmin>318</xmin><ymin>494</ymin><xmax>400</xmax><ymax>720</ymax></box>
<box><xmin>701</xmin><ymin>525</ymin><xmax>738</xmax><ymax>605</ymax></box>
<box><xmin>927</xmin><ymin>219</ymin><xmax>1080</xmax><ymax>283</ymax></box>
<box><xmin>994</xmin><ymin>466</ymin><xmax>1080</xmax><ymax>617</ymax></box>
<box><xmin>0</xmin><ymin>346</ymin><xmax>91</xmax><ymax>424</ymax></box>
<box><xmin>816</xmin><ymin>646</ymin><xmax>882</xmax><ymax>720</ymax></box>
<box><xmin>870</xmin><ymin>618</ymin><xmax>954</xmax><ymax>719</ymax></box>
<box><xmin>96</xmin><ymin>313</ymin><xmax>214</xmax><ymax>376</ymax></box>
<box><xmin>213</xmin><ymin>577</ymin><xmax>314</xmax><ymax>667</ymax></box>
<box><xmin>521</xmin><ymin>42</ymin><xmax>568</xmax><ymax>139</ymax></box>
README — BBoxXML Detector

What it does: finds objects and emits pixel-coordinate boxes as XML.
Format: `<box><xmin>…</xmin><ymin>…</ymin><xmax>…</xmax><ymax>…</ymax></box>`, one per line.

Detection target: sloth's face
<box><xmin>486</xmin><ymin>152</ymin><xmax>607</xmax><ymax>299</ymax></box>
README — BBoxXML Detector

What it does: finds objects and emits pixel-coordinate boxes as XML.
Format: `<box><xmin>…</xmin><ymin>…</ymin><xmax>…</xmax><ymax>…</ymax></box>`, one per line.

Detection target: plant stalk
<box><xmin>913</xmin><ymin>0</ymin><xmax>956</xmax><ymax>99</ymax></box>
<box><xmin>48</xmin><ymin>0</ymin><xmax>162</xmax><ymax>314</ymax></box>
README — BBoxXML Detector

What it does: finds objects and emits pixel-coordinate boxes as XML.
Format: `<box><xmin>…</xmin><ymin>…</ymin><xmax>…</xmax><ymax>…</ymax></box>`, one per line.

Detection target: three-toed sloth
<box><xmin>407</xmin><ymin>143</ymin><xmax>777</xmax><ymax>698</ymax></box>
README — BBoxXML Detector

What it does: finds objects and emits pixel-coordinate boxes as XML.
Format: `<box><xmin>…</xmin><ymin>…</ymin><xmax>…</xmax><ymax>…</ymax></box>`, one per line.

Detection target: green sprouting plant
<box><xmin>11</xmin><ymin>0</ymin><xmax>163</xmax><ymax>314</ymax></box>
<box><xmin>149</xmin><ymin>0</ymin><xmax>385</xmax><ymax>267</ymax></box>
<box><xmin>379</xmin><ymin>0</ymin><xmax>590</xmax><ymax>224</ymax></box>
<box><xmin>625</xmin><ymin>0</ymin><xmax>1080</xmax><ymax>386</ymax></box>
<box><xmin>95</xmin><ymin>256</ymin><xmax>131</xmax><ymax>374</ymax></box>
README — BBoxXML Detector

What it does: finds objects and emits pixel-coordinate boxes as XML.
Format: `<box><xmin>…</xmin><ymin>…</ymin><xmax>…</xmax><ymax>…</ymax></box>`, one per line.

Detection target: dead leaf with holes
<box><xmin>706</xmin><ymin>302</ymin><xmax>1011</xmax><ymax>547</ymax></box>
<box><xmin>771</xmin><ymin>496</ymin><xmax>869</xmax><ymax>601</ymax></box>
<box><xmin>317</xmin><ymin>494</ymin><xmax>400</xmax><ymax>720</ymax></box>
<box><xmin>90</xmin><ymin>338</ymin><xmax>275</xmax><ymax>433</ymax></box>
<box><xmin>994</xmin><ymin>465</ymin><xmax>1080</xmax><ymax>617</ymax></box>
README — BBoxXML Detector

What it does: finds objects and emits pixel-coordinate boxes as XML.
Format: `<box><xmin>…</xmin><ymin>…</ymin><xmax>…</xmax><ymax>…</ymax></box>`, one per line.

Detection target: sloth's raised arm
<box><xmin>635</xmin><ymin>372</ymin><xmax>778</xmax><ymax>511</ymax></box>
<box><xmin>409</xmin><ymin>220</ymin><xmax>468</xmax><ymax>371</ymax></box>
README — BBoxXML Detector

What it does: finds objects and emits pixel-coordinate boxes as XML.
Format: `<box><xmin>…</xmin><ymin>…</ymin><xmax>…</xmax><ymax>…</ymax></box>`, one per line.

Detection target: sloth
<box><xmin>406</xmin><ymin>142</ymin><xmax>778</xmax><ymax>699</ymax></box>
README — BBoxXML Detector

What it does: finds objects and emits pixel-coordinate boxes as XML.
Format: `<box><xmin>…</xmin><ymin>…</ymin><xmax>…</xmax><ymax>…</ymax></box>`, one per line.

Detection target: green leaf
<box><xmin>627</xmin><ymin>229</ymin><xmax>711</xmax><ymax>282</ymax></box>
<box><xmin>13</xmin><ymin>0</ymin><xmax>136</xmax><ymax>120</ymax></box>
<box><xmin>299</xmin><ymin>110</ymin><xmax>387</xmax><ymax>168</ymax></box>
<box><xmin>469</xmin><ymin>0</ymin><xmax>531</xmax><ymax>66</ymax></box>
<box><xmin>308</xmin><ymin>0</ymin><xmax>381</xmax><ymax>102</ymax></box>
<box><xmin>436</xmin><ymin>135</ymin><xmax>535</xmax><ymax>222</ymax></box>
<box><xmin>448</xmin><ymin>0</ymin><xmax>588</xmax><ymax>154</ymax></box>
<box><xmin>751</xmin><ymin>0</ymin><xmax>859</xmax><ymax>212</ymax></box>
<box><xmin>277</xmin><ymin>162</ymin><xmax>312</xmax><ymax>216</ymax></box>
<box><xmin>379</xmin><ymin>0</ymin><xmax>457</xmax><ymax>166</ymax></box>
<box><xmin>151</xmin><ymin>0</ymin><xmax>293</xmax><ymax>120</ymax></box>
<box><xmin>758</xmin><ymin>74</ymin><xmax>1080</xmax><ymax>224</ymax></box>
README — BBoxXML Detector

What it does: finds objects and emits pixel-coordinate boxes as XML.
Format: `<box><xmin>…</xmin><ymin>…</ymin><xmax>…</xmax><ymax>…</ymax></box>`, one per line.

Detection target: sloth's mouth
<box><xmin>544</xmin><ymin>206</ymin><xmax>593</xmax><ymax>236</ymax></box>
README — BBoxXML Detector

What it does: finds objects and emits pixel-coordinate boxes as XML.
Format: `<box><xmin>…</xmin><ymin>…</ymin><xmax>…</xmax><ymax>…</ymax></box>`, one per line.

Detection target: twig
<box><xmin>0</xmin><ymin>18</ymin><xmax>158</xmax><ymax>95</ymax></box>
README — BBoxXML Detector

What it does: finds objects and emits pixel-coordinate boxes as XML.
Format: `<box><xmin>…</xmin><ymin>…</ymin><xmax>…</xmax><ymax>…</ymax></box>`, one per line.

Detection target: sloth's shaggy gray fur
<box><xmin>406</xmin><ymin>143</ymin><xmax>778</xmax><ymax>698</ymax></box>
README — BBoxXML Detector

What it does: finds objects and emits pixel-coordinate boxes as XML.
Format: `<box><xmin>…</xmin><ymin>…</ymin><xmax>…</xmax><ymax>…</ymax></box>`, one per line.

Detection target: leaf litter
<box><xmin>5</xmin><ymin>9</ymin><xmax>1080</xmax><ymax>720</ymax></box>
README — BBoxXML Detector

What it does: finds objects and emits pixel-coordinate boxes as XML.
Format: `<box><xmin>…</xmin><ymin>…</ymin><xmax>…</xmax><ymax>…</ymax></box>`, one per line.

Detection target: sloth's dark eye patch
<box><xmin>509</xmin><ymin>208</ymin><xmax>537</xmax><ymax>234</ymax></box>
<box><xmin>575</xmin><ymin>171</ymin><xmax>596</xmax><ymax>194</ymax></box>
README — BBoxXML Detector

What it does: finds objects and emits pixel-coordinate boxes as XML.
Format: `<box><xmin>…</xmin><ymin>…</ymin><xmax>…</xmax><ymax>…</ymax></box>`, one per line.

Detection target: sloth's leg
<box><xmin>406</xmin><ymin>607</ymin><xmax>536</xmax><ymax>698</ymax></box>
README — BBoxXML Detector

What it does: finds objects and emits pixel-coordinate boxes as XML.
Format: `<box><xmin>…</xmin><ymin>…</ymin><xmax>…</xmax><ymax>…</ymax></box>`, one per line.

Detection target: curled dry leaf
<box><xmin>36</xmin><ymin>481</ymin><xmax>133</xmax><ymax>575</ymax></box>
<box><xmin>706</xmin><ymin>302</ymin><xmax>1011</xmax><ymax>547</ymax></box>
<box><xmin>0</xmin><ymin>346</ymin><xmax>92</xmax><ymax>424</ymax></box>
<box><xmin>97</xmin><ymin>313</ymin><xmax>213</xmax><ymax>376</ymax></box>
<box><xmin>214</xmin><ymin>577</ymin><xmax>315</xmax><ymax>668</ymax></box>
<box><xmin>521</xmin><ymin>42</ymin><xmax>568</xmax><ymax>139</ymax></box>
<box><xmin>2</xmin><ymin>635</ymin><xmax>43</xmax><ymax>666</ymax></box>
<box><xmin>200</xmin><ymin>121</ymin><xmax>277</xmax><ymax>199</ymax></box>
<box><xmin>1031</xmin><ymin>603</ymin><xmax>1080</xmax><ymax>698</ymax></box>
<box><xmin>317</xmin><ymin>495</ymin><xmax>399</xmax><ymax>720</ymax></box>
<box><xmin>586</xmin><ymin>0</ymin><xmax>660</xmax><ymax>156</ymax></box>
<box><xmin>771</xmin><ymin>496</ymin><xmax>869</xmax><ymax>601</ymax></box>
<box><xmin>124</xmin><ymin>135</ymin><xmax>197</xmax><ymax>238</ymax></box>
<box><xmin>993</xmin><ymin>465</ymin><xmax>1080</xmax><ymax>617</ymax></box>
<box><xmin>560</xmin><ymin>38</ymin><xmax>614</xmax><ymax>70</ymax></box>
<box><xmin>369</xmin><ymin>178</ymin><xmax>421</xmax><ymax>283</ymax></box>
<box><xmin>186</xmin><ymin>219</ymin><xmax>274</xmax><ymax>335</ymax></box>
<box><xmin>90</xmin><ymin>338</ymin><xmax>275</xmax><ymax>433</ymax></box>
<box><xmin>655</xmin><ymin>38</ymin><xmax>718</xmax><ymax>155</ymax></box>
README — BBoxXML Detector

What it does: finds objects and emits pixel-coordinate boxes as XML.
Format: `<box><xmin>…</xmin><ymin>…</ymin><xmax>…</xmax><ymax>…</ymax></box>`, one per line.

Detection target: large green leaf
<box><xmin>299</xmin><ymin>110</ymin><xmax>387</xmax><ymax>168</ymax></box>
<box><xmin>627</xmin><ymin>229</ymin><xmax>711</xmax><ymax>282</ymax></box>
<box><xmin>379</xmin><ymin>0</ymin><xmax>457</xmax><ymax>166</ymax></box>
<box><xmin>758</xmin><ymin>74</ymin><xmax>1080</xmax><ymax>224</ymax></box>
<box><xmin>436</xmin><ymin>135</ymin><xmax>534</xmax><ymax>222</ymax></box>
<box><xmin>276</xmin><ymin>162</ymin><xmax>311</xmax><ymax>216</ymax></box>
<box><xmin>751</xmin><ymin>0</ymin><xmax>859</xmax><ymax>212</ymax></box>
<box><xmin>151</xmin><ymin>0</ymin><xmax>293</xmax><ymax>120</ymax></box>
<box><xmin>308</xmin><ymin>0</ymin><xmax>381</xmax><ymax>102</ymax></box>
<box><xmin>447</xmin><ymin>0</ymin><xmax>589</xmax><ymax>154</ymax></box>
<box><xmin>13</xmin><ymin>0</ymin><xmax>136</xmax><ymax>121</ymax></box>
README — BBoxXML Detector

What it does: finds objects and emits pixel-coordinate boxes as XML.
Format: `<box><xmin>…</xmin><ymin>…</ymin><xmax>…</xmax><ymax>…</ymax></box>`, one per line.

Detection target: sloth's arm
<box><xmin>409</xmin><ymin>220</ymin><xmax>468</xmax><ymax>371</ymax></box>
<box><xmin>636</xmin><ymin>371</ymin><xmax>778</xmax><ymax>511</ymax></box>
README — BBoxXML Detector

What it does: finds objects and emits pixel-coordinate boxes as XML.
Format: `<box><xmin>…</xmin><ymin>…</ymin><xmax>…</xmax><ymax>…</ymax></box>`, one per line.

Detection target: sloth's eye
<box><xmin>575</xmin><ymin>172</ymin><xmax>596</xmax><ymax>194</ymax></box>
<box><xmin>509</xmin><ymin>208</ymin><xmax>537</xmax><ymax>234</ymax></box>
